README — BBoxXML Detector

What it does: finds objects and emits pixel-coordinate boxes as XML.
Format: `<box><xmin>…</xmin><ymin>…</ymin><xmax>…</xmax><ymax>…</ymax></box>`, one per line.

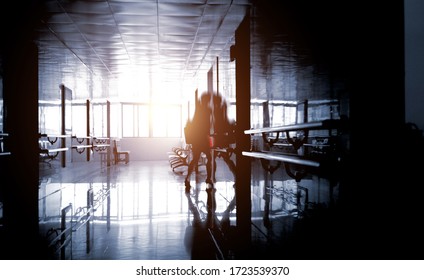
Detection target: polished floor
<box><xmin>38</xmin><ymin>155</ymin><xmax>236</xmax><ymax>260</ymax></box>
<box><xmin>38</xmin><ymin>153</ymin><xmax>340</xmax><ymax>260</ymax></box>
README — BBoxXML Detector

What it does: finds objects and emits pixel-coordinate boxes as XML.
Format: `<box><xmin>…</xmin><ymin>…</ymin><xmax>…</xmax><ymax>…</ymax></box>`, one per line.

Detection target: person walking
<box><xmin>184</xmin><ymin>92</ymin><xmax>213</xmax><ymax>192</ymax></box>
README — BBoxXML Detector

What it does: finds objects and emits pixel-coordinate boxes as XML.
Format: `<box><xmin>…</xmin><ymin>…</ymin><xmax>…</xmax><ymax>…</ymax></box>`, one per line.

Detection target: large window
<box><xmin>92</xmin><ymin>103</ymin><xmax>108</xmax><ymax>137</ymax></box>
<box><xmin>38</xmin><ymin>101</ymin><xmax>61</xmax><ymax>134</ymax></box>
<box><xmin>122</xmin><ymin>103</ymin><xmax>182</xmax><ymax>138</ymax></box>
<box><xmin>69</xmin><ymin>101</ymin><xmax>183</xmax><ymax>138</ymax></box>
<box><xmin>122</xmin><ymin>104</ymin><xmax>149</xmax><ymax>137</ymax></box>
<box><xmin>151</xmin><ymin>104</ymin><xmax>181</xmax><ymax>137</ymax></box>
<box><xmin>72</xmin><ymin>104</ymin><xmax>87</xmax><ymax>136</ymax></box>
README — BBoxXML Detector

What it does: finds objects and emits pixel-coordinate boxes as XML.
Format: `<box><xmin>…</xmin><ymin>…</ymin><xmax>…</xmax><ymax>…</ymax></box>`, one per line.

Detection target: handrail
<box><xmin>39</xmin><ymin>148</ymin><xmax>61</xmax><ymax>166</ymax></box>
<box><xmin>242</xmin><ymin>151</ymin><xmax>320</xmax><ymax>168</ymax></box>
<box><xmin>39</xmin><ymin>147</ymin><xmax>69</xmax><ymax>154</ymax></box>
<box><xmin>71</xmin><ymin>145</ymin><xmax>92</xmax><ymax>149</ymax></box>
<box><xmin>39</xmin><ymin>133</ymin><xmax>71</xmax><ymax>150</ymax></box>
<box><xmin>244</xmin><ymin>119</ymin><xmax>342</xmax><ymax>134</ymax></box>
<box><xmin>39</xmin><ymin>133</ymin><xmax>71</xmax><ymax>138</ymax></box>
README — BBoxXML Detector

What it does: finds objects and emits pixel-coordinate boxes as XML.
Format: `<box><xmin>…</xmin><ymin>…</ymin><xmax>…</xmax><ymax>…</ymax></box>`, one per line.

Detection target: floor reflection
<box><xmin>38</xmin><ymin>156</ymin><xmax>340</xmax><ymax>260</ymax></box>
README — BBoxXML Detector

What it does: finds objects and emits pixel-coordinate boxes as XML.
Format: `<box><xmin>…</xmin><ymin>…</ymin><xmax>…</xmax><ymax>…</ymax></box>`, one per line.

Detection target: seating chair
<box><xmin>113</xmin><ymin>139</ymin><xmax>130</xmax><ymax>164</ymax></box>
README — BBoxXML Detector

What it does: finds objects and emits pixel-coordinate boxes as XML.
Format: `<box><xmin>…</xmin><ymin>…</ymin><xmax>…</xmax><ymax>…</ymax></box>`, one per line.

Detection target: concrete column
<box><xmin>2</xmin><ymin>38</ymin><xmax>41</xmax><ymax>258</ymax></box>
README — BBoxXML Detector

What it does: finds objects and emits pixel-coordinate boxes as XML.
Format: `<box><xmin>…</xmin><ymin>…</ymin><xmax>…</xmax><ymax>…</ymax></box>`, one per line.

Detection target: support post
<box><xmin>106</xmin><ymin>101</ymin><xmax>111</xmax><ymax>167</ymax></box>
<box><xmin>86</xmin><ymin>99</ymin><xmax>91</xmax><ymax>161</ymax></box>
<box><xmin>234</xmin><ymin>12</ymin><xmax>251</xmax><ymax>251</ymax></box>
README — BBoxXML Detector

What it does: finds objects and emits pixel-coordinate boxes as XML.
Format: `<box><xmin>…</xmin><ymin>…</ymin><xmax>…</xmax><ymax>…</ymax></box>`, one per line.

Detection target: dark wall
<box><xmin>249</xmin><ymin>0</ymin><xmax>423</xmax><ymax>258</ymax></box>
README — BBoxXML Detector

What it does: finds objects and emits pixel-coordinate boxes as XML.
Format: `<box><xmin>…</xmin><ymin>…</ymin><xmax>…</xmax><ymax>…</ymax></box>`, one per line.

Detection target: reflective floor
<box><xmin>39</xmin><ymin>157</ymin><xmax>237</xmax><ymax>260</ymax></box>
<box><xmin>38</xmin><ymin>155</ymin><xmax>340</xmax><ymax>260</ymax></box>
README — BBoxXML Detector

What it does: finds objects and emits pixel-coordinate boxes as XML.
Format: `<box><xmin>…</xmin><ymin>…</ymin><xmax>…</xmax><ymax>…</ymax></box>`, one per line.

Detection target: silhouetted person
<box><xmin>184</xmin><ymin>92</ymin><xmax>213</xmax><ymax>192</ymax></box>
<box><xmin>212</xmin><ymin>93</ymin><xmax>234</xmax><ymax>145</ymax></box>
<box><xmin>211</xmin><ymin>93</ymin><xmax>236</xmax><ymax>183</ymax></box>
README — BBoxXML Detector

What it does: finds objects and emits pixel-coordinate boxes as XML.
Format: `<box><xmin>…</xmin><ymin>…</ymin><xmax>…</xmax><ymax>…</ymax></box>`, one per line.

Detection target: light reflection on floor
<box><xmin>38</xmin><ymin>157</ymin><xmax>337</xmax><ymax>260</ymax></box>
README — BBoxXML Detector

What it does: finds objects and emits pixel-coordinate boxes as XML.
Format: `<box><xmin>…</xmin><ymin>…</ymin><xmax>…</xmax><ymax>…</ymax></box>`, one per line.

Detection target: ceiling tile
<box><xmin>35</xmin><ymin>0</ymin><xmax>251</xmax><ymax>99</ymax></box>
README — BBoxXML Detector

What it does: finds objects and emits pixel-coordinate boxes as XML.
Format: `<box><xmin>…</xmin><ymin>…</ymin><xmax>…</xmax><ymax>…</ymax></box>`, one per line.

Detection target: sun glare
<box><xmin>113</xmin><ymin>69</ymin><xmax>190</xmax><ymax>138</ymax></box>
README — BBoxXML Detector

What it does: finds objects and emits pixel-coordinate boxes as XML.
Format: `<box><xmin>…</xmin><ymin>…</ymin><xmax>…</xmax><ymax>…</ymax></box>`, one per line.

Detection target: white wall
<box><xmin>119</xmin><ymin>137</ymin><xmax>184</xmax><ymax>161</ymax></box>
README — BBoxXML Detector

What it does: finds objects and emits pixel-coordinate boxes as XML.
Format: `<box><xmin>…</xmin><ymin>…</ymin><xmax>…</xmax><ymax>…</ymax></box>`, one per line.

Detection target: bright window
<box><xmin>121</xmin><ymin>103</ymin><xmax>181</xmax><ymax>138</ymax></box>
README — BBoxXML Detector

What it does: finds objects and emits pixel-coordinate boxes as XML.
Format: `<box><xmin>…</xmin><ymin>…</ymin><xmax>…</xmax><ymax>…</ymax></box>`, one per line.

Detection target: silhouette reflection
<box><xmin>184</xmin><ymin>187</ymin><xmax>217</xmax><ymax>259</ymax></box>
<box><xmin>183</xmin><ymin>180</ymin><xmax>238</xmax><ymax>260</ymax></box>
